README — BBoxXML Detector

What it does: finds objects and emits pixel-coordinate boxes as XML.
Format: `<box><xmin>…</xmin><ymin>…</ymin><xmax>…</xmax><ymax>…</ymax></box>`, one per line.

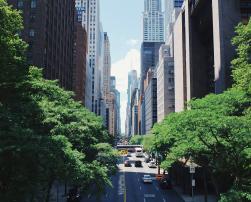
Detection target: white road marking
<box><xmin>140</xmin><ymin>186</ymin><xmax>142</xmax><ymax>190</ymax></box>
<box><xmin>144</xmin><ymin>194</ymin><xmax>155</xmax><ymax>198</ymax></box>
<box><xmin>163</xmin><ymin>198</ymin><xmax>166</xmax><ymax>202</ymax></box>
<box><xmin>154</xmin><ymin>184</ymin><xmax>160</xmax><ymax>191</ymax></box>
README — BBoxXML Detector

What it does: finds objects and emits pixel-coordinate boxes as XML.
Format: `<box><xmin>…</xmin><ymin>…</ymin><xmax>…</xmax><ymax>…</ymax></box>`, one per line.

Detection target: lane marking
<box><xmin>123</xmin><ymin>169</ymin><xmax>126</xmax><ymax>202</ymax></box>
<box><xmin>163</xmin><ymin>198</ymin><xmax>166</xmax><ymax>202</ymax></box>
<box><xmin>140</xmin><ymin>186</ymin><xmax>142</xmax><ymax>190</ymax></box>
<box><xmin>154</xmin><ymin>184</ymin><xmax>160</xmax><ymax>191</ymax></box>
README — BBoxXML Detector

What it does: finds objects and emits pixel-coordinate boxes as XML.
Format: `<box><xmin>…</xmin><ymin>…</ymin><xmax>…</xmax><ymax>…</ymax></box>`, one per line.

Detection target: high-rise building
<box><xmin>140</xmin><ymin>42</ymin><xmax>164</xmax><ymax>94</ymax></box>
<box><xmin>125</xmin><ymin>70</ymin><xmax>138</xmax><ymax>137</ymax></box>
<box><xmin>165</xmin><ymin>0</ymin><xmax>184</xmax><ymax>38</ymax></box>
<box><xmin>8</xmin><ymin>0</ymin><xmax>75</xmax><ymax>91</ymax></box>
<box><xmin>102</xmin><ymin>33</ymin><xmax>111</xmax><ymax>100</ymax></box>
<box><xmin>130</xmin><ymin>88</ymin><xmax>140</xmax><ymax>136</ymax></box>
<box><xmin>75</xmin><ymin>0</ymin><xmax>86</xmax><ymax>23</ymax></box>
<box><xmin>173</xmin><ymin>0</ymin><xmax>251</xmax><ymax>112</ymax></box>
<box><xmin>79</xmin><ymin>0</ymin><xmax>101</xmax><ymax>113</ymax></box>
<box><xmin>143</xmin><ymin>0</ymin><xmax>165</xmax><ymax>42</ymax></box>
<box><xmin>144</xmin><ymin>69</ymin><xmax>157</xmax><ymax>134</ymax></box>
<box><xmin>157</xmin><ymin>45</ymin><xmax>175</xmax><ymax>122</ymax></box>
<box><xmin>107</xmin><ymin>77</ymin><xmax>121</xmax><ymax>137</ymax></box>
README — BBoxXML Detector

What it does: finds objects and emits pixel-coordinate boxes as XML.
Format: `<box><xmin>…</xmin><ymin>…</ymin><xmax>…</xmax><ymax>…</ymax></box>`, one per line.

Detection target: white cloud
<box><xmin>111</xmin><ymin>49</ymin><xmax>140</xmax><ymax>133</ymax></box>
<box><xmin>126</xmin><ymin>39</ymin><xmax>139</xmax><ymax>47</ymax></box>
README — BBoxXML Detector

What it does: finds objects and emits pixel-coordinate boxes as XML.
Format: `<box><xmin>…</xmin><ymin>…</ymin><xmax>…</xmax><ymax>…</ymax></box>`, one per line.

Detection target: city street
<box><xmin>82</xmin><ymin>154</ymin><xmax>184</xmax><ymax>202</ymax></box>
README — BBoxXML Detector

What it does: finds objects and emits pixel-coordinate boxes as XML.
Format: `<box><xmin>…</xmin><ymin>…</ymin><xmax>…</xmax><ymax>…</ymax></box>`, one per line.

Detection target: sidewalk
<box><xmin>174</xmin><ymin>186</ymin><xmax>217</xmax><ymax>202</ymax></box>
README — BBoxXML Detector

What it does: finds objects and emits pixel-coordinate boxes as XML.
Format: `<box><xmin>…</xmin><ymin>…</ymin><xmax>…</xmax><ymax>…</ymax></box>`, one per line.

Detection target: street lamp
<box><xmin>189</xmin><ymin>159</ymin><xmax>196</xmax><ymax>202</ymax></box>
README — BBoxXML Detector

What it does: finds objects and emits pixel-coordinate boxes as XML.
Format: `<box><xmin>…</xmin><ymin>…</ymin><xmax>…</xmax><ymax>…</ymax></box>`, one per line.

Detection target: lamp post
<box><xmin>189</xmin><ymin>162</ymin><xmax>196</xmax><ymax>202</ymax></box>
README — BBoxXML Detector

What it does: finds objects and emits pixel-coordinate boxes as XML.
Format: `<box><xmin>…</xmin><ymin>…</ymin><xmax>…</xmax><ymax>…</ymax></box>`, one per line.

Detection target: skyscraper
<box><xmin>102</xmin><ymin>33</ymin><xmax>111</xmax><ymax>100</ymax></box>
<box><xmin>143</xmin><ymin>0</ymin><xmax>165</xmax><ymax>42</ymax></box>
<box><xmin>125</xmin><ymin>70</ymin><xmax>138</xmax><ymax>137</ymax></box>
<box><xmin>165</xmin><ymin>0</ymin><xmax>183</xmax><ymax>37</ymax></box>
<box><xmin>78</xmin><ymin>0</ymin><xmax>101</xmax><ymax>113</ymax></box>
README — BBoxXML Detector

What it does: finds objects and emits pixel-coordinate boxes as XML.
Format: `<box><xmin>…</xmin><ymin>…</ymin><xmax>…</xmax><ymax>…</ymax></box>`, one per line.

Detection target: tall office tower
<box><xmin>125</xmin><ymin>70</ymin><xmax>138</xmax><ymax>137</ymax></box>
<box><xmin>130</xmin><ymin>88</ymin><xmax>140</xmax><ymax>136</ymax></box>
<box><xmin>110</xmin><ymin>77</ymin><xmax>121</xmax><ymax>137</ymax></box>
<box><xmin>107</xmin><ymin>77</ymin><xmax>121</xmax><ymax>137</ymax></box>
<box><xmin>157</xmin><ymin>45</ymin><xmax>175</xmax><ymax>122</ymax></box>
<box><xmin>140</xmin><ymin>42</ymin><xmax>164</xmax><ymax>94</ymax></box>
<box><xmin>144</xmin><ymin>68</ymin><xmax>157</xmax><ymax>134</ymax></box>
<box><xmin>80</xmin><ymin>0</ymin><xmax>101</xmax><ymax>113</ymax></box>
<box><xmin>8</xmin><ymin>0</ymin><xmax>75</xmax><ymax>91</ymax></box>
<box><xmin>165</xmin><ymin>0</ymin><xmax>183</xmax><ymax>38</ymax></box>
<box><xmin>102</xmin><ymin>33</ymin><xmax>111</xmax><ymax>100</ymax></box>
<box><xmin>75</xmin><ymin>0</ymin><xmax>86</xmax><ymax>22</ymax></box>
<box><xmin>143</xmin><ymin>0</ymin><xmax>165</xmax><ymax>42</ymax></box>
<box><xmin>174</xmin><ymin>0</ymin><xmax>251</xmax><ymax>112</ymax></box>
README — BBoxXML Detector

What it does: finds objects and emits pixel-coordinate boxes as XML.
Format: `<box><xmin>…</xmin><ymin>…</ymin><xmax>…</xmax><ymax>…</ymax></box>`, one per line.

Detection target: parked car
<box><xmin>127</xmin><ymin>153</ymin><xmax>132</xmax><ymax>157</ymax></box>
<box><xmin>144</xmin><ymin>156</ymin><xmax>150</xmax><ymax>163</ymax></box>
<box><xmin>135</xmin><ymin>160</ymin><xmax>142</xmax><ymax>167</ymax></box>
<box><xmin>142</xmin><ymin>175</ymin><xmax>153</xmax><ymax>183</ymax></box>
<box><xmin>124</xmin><ymin>160</ymin><xmax>132</xmax><ymax>167</ymax></box>
<box><xmin>148</xmin><ymin>161</ymin><xmax>157</xmax><ymax>168</ymax></box>
<box><xmin>159</xmin><ymin>178</ymin><xmax>172</xmax><ymax>189</ymax></box>
<box><xmin>67</xmin><ymin>188</ymin><xmax>80</xmax><ymax>202</ymax></box>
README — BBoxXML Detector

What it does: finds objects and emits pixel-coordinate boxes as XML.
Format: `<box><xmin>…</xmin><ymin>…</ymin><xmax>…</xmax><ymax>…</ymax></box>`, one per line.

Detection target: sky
<box><xmin>100</xmin><ymin>0</ymin><xmax>144</xmax><ymax>133</ymax></box>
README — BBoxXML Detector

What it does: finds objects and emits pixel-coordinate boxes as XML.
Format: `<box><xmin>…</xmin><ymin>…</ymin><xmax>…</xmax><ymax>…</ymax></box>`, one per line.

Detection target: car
<box><xmin>142</xmin><ymin>175</ymin><xmax>153</xmax><ymax>183</ymax></box>
<box><xmin>67</xmin><ymin>188</ymin><xmax>81</xmax><ymax>202</ymax></box>
<box><xmin>124</xmin><ymin>160</ymin><xmax>131</xmax><ymax>167</ymax></box>
<box><xmin>148</xmin><ymin>161</ymin><xmax>157</xmax><ymax>168</ymax></box>
<box><xmin>126</xmin><ymin>153</ymin><xmax>132</xmax><ymax>157</ymax></box>
<box><xmin>159</xmin><ymin>178</ymin><xmax>172</xmax><ymax>189</ymax></box>
<box><xmin>134</xmin><ymin>160</ymin><xmax>142</xmax><ymax>167</ymax></box>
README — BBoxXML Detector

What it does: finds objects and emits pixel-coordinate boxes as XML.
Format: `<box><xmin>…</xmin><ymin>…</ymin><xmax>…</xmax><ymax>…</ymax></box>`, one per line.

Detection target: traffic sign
<box><xmin>190</xmin><ymin>166</ymin><xmax>195</xmax><ymax>173</ymax></box>
<box><xmin>192</xmin><ymin>179</ymin><xmax>195</xmax><ymax>187</ymax></box>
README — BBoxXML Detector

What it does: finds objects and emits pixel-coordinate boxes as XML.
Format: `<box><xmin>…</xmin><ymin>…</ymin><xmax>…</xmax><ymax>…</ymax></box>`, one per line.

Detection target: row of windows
<box><xmin>18</xmin><ymin>0</ymin><xmax>37</xmax><ymax>9</ymax></box>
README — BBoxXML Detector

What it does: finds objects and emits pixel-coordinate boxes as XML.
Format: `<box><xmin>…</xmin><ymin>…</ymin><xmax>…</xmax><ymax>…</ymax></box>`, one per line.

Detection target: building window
<box><xmin>29</xmin><ymin>29</ymin><xmax>35</xmax><ymax>37</ymax></box>
<box><xmin>30</xmin><ymin>15</ymin><xmax>36</xmax><ymax>23</ymax></box>
<box><xmin>31</xmin><ymin>0</ymin><xmax>37</xmax><ymax>8</ymax></box>
<box><xmin>17</xmin><ymin>0</ymin><xmax>24</xmax><ymax>8</ymax></box>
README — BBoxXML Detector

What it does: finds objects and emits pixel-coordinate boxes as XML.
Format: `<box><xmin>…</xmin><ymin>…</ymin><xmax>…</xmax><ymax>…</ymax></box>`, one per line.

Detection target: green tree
<box><xmin>129</xmin><ymin>135</ymin><xmax>143</xmax><ymax>145</ymax></box>
<box><xmin>150</xmin><ymin>19</ymin><xmax>251</xmax><ymax>201</ymax></box>
<box><xmin>0</xmin><ymin>1</ymin><xmax>117</xmax><ymax>201</ymax></box>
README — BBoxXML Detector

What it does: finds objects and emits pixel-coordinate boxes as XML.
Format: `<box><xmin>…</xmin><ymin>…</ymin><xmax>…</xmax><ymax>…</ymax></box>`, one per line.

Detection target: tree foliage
<box><xmin>0</xmin><ymin>1</ymin><xmax>117</xmax><ymax>201</ymax></box>
<box><xmin>150</xmin><ymin>19</ymin><xmax>251</xmax><ymax>201</ymax></box>
<box><xmin>129</xmin><ymin>135</ymin><xmax>143</xmax><ymax>145</ymax></box>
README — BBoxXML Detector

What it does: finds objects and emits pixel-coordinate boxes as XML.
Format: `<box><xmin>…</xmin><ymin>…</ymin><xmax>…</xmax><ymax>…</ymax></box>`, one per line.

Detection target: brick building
<box><xmin>8</xmin><ymin>0</ymin><xmax>75</xmax><ymax>91</ymax></box>
<box><xmin>73</xmin><ymin>22</ymin><xmax>87</xmax><ymax>103</ymax></box>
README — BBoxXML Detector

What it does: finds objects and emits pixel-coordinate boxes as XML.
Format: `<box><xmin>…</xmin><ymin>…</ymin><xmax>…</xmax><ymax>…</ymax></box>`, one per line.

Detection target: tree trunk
<box><xmin>210</xmin><ymin>173</ymin><xmax>220</xmax><ymax>199</ymax></box>
<box><xmin>203</xmin><ymin>167</ymin><xmax>208</xmax><ymax>202</ymax></box>
<box><xmin>45</xmin><ymin>180</ymin><xmax>53</xmax><ymax>202</ymax></box>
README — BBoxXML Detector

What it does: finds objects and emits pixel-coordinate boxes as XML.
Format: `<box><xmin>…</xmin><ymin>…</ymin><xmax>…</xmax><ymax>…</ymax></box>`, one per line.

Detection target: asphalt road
<box><xmin>82</xmin><ymin>154</ymin><xmax>184</xmax><ymax>202</ymax></box>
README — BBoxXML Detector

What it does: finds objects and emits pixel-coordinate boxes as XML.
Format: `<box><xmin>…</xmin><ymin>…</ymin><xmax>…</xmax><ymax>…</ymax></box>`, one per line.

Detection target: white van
<box><xmin>135</xmin><ymin>148</ymin><xmax>144</xmax><ymax>157</ymax></box>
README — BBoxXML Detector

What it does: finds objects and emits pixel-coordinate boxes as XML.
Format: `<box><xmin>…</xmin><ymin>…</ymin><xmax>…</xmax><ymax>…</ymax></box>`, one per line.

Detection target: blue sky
<box><xmin>100</xmin><ymin>0</ymin><xmax>144</xmax><ymax>133</ymax></box>
<box><xmin>100</xmin><ymin>0</ymin><xmax>143</xmax><ymax>62</ymax></box>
